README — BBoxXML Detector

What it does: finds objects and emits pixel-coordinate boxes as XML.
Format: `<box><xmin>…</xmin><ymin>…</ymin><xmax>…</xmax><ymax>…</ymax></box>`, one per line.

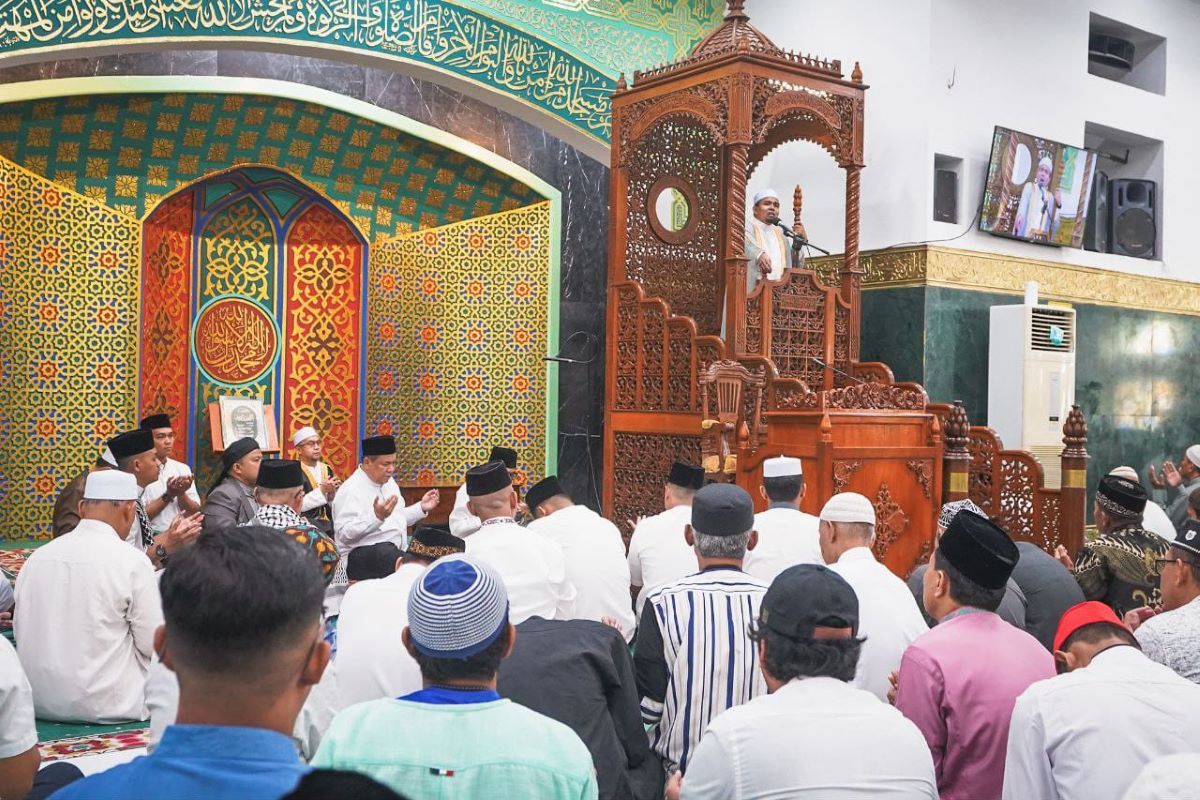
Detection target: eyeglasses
<box><xmin>1155</xmin><ymin>557</ymin><xmax>1199</xmax><ymax>574</ymax></box>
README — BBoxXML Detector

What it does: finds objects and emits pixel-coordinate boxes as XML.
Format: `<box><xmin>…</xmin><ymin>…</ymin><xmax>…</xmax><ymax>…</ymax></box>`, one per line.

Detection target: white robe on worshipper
<box><xmin>141</xmin><ymin>457</ymin><xmax>200</xmax><ymax>530</ymax></box>
<box><xmin>466</xmin><ymin>519</ymin><xmax>576</xmax><ymax>624</ymax></box>
<box><xmin>680</xmin><ymin>677</ymin><xmax>938</xmax><ymax>799</ymax></box>
<box><xmin>330</xmin><ymin>466</ymin><xmax>427</xmax><ymax>553</ymax></box>
<box><xmin>1002</xmin><ymin>645</ymin><xmax>1200</xmax><ymax>800</ymax></box>
<box><xmin>448</xmin><ymin>483</ymin><xmax>481</xmax><ymax>538</ymax></box>
<box><xmin>1141</xmin><ymin>500</ymin><xmax>1177</xmax><ymax>544</ymax></box>
<box><xmin>1014</xmin><ymin>181</ymin><xmax>1058</xmax><ymax>239</ymax></box>
<box><xmin>829</xmin><ymin>546</ymin><xmax>929</xmax><ymax>701</ymax></box>
<box><xmin>14</xmin><ymin>519</ymin><xmax>162</xmax><ymax>723</ymax></box>
<box><xmin>335</xmin><ymin>563</ymin><xmax>426</xmax><ymax>707</ymax></box>
<box><xmin>300</xmin><ymin>460</ymin><xmax>334</xmax><ymax>514</ymax></box>
<box><xmin>627</xmin><ymin>505</ymin><xmax>698</xmax><ymax>615</ymax></box>
<box><xmin>0</xmin><ymin>636</ymin><xmax>37</xmax><ymax>764</ymax></box>
<box><xmin>527</xmin><ymin>504</ymin><xmax>636</xmax><ymax>641</ymax></box>
<box><xmin>742</xmin><ymin>504</ymin><xmax>823</xmax><ymax>584</ymax></box>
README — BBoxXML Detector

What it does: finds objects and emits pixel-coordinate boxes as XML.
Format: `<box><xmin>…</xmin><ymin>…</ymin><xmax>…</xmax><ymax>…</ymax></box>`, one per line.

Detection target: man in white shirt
<box><xmin>744</xmin><ymin>188</ymin><xmax>791</xmax><ymax>287</ymax></box>
<box><xmin>337</xmin><ymin>527</ymin><xmax>466</xmax><ymax>708</ymax></box>
<box><xmin>627</xmin><ymin>461</ymin><xmax>704</xmax><ymax>614</ymax></box>
<box><xmin>743</xmin><ymin>455</ymin><xmax>821</xmax><ymax>583</ymax></box>
<box><xmin>525</xmin><ymin>475</ymin><xmax>635</xmax><ymax>641</ymax></box>
<box><xmin>292</xmin><ymin>425</ymin><xmax>339</xmax><ymax>535</ymax></box>
<box><xmin>0</xmin><ymin>636</ymin><xmax>39</xmax><ymax>800</ymax></box>
<box><xmin>449</xmin><ymin>445</ymin><xmax>519</xmax><ymax>538</ymax></box>
<box><xmin>1128</xmin><ymin>519</ymin><xmax>1200</xmax><ymax>683</ymax></box>
<box><xmin>139</xmin><ymin>413</ymin><xmax>201</xmax><ymax>531</ymax></box>
<box><xmin>1013</xmin><ymin>155</ymin><xmax>1061</xmax><ymax>240</ymax></box>
<box><xmin>464</xmin><ymin>460</ymin><xmax>575</xmax><ymax>623</ymax></box>
<box><xmin>670</xmin><ymin>564</ymin><xmax>937</xmax><ymax>800</ymax></box>
<box><xmin>15</xmin><ymin>471</ymin><xmax>162</xmax><ymax>723</ymax></box>
<box><xmin>331</xmin><ymin>435</ymin><xmax>438</xmax><ymax>554</ymax></box>
<box><xmin>1003</xmin><ymin>601</ymin><xmax>1200</xmax><ymax>800</ymax></box>
<box><xmin>819</xmin><ymin>492</ymin><xmax>928</xmax><ymax>701</ymax></box>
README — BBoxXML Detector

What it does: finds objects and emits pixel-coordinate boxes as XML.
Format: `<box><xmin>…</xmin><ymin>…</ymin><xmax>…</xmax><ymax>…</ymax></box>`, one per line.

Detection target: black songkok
<box><xmin>937</xmin><ymin>510</ymin><xmax>1019</xmax><ymax>590</ymax></box>
<box><xmin>465</xmin><ymin>460</ymin><xmax>512</xmax><ymax>497</ymax></box>
<box><xmin>256</xmin><ymin>459</ymin><xmax>304</xmax><ymax>490</ymax></box>
<box><xmin>1096</xmin><ymin>474</ymin><xmax>1148</xmax><ymax>517</ymax></box>
<box><xmin>524</xmin><ymin>475</ymin><xmax>566</xmax><ymax>512</ymax></box>
<box><xmin>108</xmin><ymin>429</ymin><xmax>155</xmax><ymax>462</ymax></box>
<box><xmin>488</xmin><ymin>446</ymin><xmax>519</xmax><ymax>469</ymax></box>
<box><xmin>361</xmin><ymin>435</ymin><xmax>397</xmax><ymax>458</ymax></box>
<box><xmin>667</xmin><ymin>461</ymin><xmax>705</xmax><ymax>491</ymax></box>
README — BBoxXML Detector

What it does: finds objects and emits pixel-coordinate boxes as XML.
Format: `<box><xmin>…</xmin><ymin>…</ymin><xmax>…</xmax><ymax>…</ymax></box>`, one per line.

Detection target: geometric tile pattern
<box><xmin>367</xmin><ymin>201</ymin><xmax>552</xmax><ymax>488</ymax></box>
<box><xmin>0</xmin><ymin>158</ymin><xmax>139</xmax><ymax>542</ymax></box>
<box><xmin>0</xmin><ymin>93</ymin><xmax>537</xmax><ymax>240</ymax></box>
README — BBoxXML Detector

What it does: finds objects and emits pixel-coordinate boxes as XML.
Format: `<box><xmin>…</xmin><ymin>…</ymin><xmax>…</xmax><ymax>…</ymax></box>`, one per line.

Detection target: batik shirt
<box><xmin>243</xmin><ymin>505</ymin><xmax>340</xmax><ymax>585</ymax></box>
<box><xmin>1073</xmin><ymin>524</ymin><xmax>1169</xmax><ymax>617</ymax></box>
<box><xmin>1135</xmin><ymin>595</ymin><xmax>1200</xmax><ymax>683</ymax></box>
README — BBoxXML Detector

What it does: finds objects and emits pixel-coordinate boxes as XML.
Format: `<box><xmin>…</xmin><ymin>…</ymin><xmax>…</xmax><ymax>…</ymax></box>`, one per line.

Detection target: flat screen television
<box><xmin>979</xmin><ymin>126</ymin><xmax>1099</xmax><ymax>248</ymax></box>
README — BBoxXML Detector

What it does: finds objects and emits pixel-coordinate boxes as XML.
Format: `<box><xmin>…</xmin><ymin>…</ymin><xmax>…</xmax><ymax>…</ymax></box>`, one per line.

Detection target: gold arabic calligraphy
<box><xmin>0</xmin><ymin>0</ymin><xmax>612</xmax><ymax>138</ymax></box>
<box><xmin>194</xmin><ymin>298</ymin><xmax>277</xmax><ymax>385</ymax></box>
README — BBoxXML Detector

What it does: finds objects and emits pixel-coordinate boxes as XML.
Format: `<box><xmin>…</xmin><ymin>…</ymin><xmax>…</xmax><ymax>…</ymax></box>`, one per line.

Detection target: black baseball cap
<box><xmin>759</xmin><ymin>564</ymin><xmax>859</xmax><ymax>640</ymax></box>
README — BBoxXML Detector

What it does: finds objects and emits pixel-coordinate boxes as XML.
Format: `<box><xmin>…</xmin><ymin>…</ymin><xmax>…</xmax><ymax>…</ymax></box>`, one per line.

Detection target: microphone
<box><xmin>808</xmin><ymin>356</ymin><xmax>867</xmax><ymax>385</ymax></box>
<box><xmin>544</xmin><ymin>356</ymin><xmax>587</xmax><ymax>364</ymax></box>
<box><xmin>765</xmin><ymin>215</ymin><xmax>796</xmax><ymax>236</ymax></box>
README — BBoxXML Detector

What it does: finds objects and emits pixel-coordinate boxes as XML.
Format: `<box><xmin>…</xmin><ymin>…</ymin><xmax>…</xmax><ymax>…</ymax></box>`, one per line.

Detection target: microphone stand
<box><xmin>807</xmin><ymin>355</ymin><xmax>867</xmax><ymax>385</ymax></box>
<box><xmin>769</xmin><ymin>218</ymin><xmax>831</xmax><ymax>256</ymax></box>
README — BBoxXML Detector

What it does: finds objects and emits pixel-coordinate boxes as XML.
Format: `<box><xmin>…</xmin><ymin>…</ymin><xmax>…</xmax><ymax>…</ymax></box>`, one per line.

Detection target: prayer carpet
<box><xmin>38</xmin><ymin>722</ymin><xmax>149</xmax><ymax>761</ymax></box>
<box><xmin>0</xmin><ymin>546</ymin><xmax>35</xmax><ymax>582</ymax></box>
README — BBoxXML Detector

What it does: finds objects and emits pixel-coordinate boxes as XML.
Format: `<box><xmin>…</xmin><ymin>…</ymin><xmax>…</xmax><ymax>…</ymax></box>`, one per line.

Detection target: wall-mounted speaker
<box><xmin>1083</xmin><ymin>170</ymin><xmax>1110</xmax><ymax>253</ymax></box>
<box><xmin>1111</xmin><ymin>179</ymin><xmax>1156</xmax><ymax>259</ymax></box>
<box><xmin>933</xmin><ymin>169</ymin><xmax>957</xmax><ymax>223</ymax></box>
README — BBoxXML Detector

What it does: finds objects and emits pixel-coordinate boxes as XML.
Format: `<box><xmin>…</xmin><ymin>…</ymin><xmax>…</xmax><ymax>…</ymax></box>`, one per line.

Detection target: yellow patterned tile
<box><xmin>237</xmin><ymin>131</ymin><xmax>259</xmax><ymax>149</ymax></box>
<box><xmin>95</xmin><ymin>104</ymin><xmax>119</xmax><ymax>123</ymax></box>
<box><xmin>289</xmin><ymin>139</ymin><xmax>311</xmax><ymax>158</ymax></box>
<box><xmin>84</xmin><ymin>157</ymin><xmax>108</xmax><ymax>179</ymax></box>
<box><xmin>245</xmin><ymin>107</ymin><xmax>266</xmax><ymax>125</ymax></box>
<box><xmin>183</xmin><ymin>128</ymin><xmax>205</xmax><ymax>148</ymax></box>
<box><xmin>115</xmin><ymin>174</ymin><xmax>139</xmax><ymax>198</ymax></box>
<box><xmin>312</xmin><ymin>157</ymin><xmax>333</xmax><ymax>178</ymax></box>
<box><xmin>427</xmin><ymin>189</ymin><xmax>445</xmax><ymax>207</ymax></box>
<box><xmin>123</xmin><ymin>119</ymin><xmax>147</xmax><ymax>140</ymax></box>
<box><xmin>89</xmin><ymin>130</ymin><xmax>112</xmax><ymax>150</ymax></box>
<box><xmin>189</xmin><ymin>103</ymin><xmax>214</xmax><ymax>123</ymax></box>
<box><xmin>341</xmin><ymin>151</ymin><xmax>363</xmax><ymax>170</ymax></box>
<box><xmin>178</xmin><ymin>154</ymin><xmax>199</xmax><ymax>175</ymax></box>
<box><xmin>207</xmin><ymin>143</ymin><xmax>228</xmax><ymax>161</ymax></box>
<box><xmin>362</xmin><ymin>166</ymin><xmax>382</xmax><ymax>186</ymax></box>
<box><xmin>356</xmin><ymin>190</ymin><xmax>376</xmax><ymax>209</ymax></box>
<box><xmin>147</xmin><ymin>164</ymin><xmax>168</xmax><ymax>186</ymax></box>
<box><xmin>215</xmin><ymin>118</ymin><xmax>234</xmax><ymax>137</ymax></box>
<box><xmin>328</xmin><ymin>113</ymin><xmax>349</xmax><ymax>132</ymax></box>
<box><xmin>55</xmin><ymin>141</ymin><xmax>79</xmax><ymax>162</ymax></box>
<box><xmin>350</xmin><ymin>130</ymin><xmax>370</xmax><ymax>147</ymax></box>
<box><xmin>152</xmin><ymin>139</ymin><xmax>174</xmax><ymax>158</ymax></box>
<box><xmin>61</xmin><ymin>114</ymin><xmax>86</xmax><ymax>134</ymax></box>
<box><xmin>156</xmin><ymin>113</ymin><xmax>181</xmax><ymax>132</ymax></box>
<box><xmin>267</xmin><ymin>122</ymin><xmax>288</xmax><ymax>142</ymax></box>
<box><xmin>117</xmin><ymin>147</ymin><xmax>141</xmax><ymax>169</ymax></box>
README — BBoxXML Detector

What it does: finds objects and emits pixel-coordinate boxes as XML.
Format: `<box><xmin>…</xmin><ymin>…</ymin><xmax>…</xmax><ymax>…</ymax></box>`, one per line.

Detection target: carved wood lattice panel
<box><xmin>612</xmin><ymin>432</ymin><xmax>703</xmax><ymax>540</ymax></box>
<box><xmin>768</xmin><ymin>274</ymin><xmax>827</xmax><ymax>386</ymax></box>
<box><xmin>625</xmin><ymin>113</ymin><xmax>722</xmax><ymax>335</ymax></box>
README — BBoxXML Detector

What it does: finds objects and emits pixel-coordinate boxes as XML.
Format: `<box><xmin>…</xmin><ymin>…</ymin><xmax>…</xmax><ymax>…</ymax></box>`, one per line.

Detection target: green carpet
<box><xmin>36</xmin><ymin>719</ymin><xmax>147</xmax><ymax>743</ymax></box>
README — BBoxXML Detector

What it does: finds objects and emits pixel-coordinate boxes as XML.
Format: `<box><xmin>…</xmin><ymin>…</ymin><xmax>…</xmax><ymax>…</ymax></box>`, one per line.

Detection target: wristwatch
<box><xmin>155</xmin><ymin>543</ymin><xmax>169</xmax><ymax>565</ymax></box>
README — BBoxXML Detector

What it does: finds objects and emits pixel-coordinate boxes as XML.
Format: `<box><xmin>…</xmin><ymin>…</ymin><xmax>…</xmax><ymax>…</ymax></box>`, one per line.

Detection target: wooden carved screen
<box><xmin>624</xmin><ymin>114</ymin><xmax>723</xmax><ymax>336</ymax></box>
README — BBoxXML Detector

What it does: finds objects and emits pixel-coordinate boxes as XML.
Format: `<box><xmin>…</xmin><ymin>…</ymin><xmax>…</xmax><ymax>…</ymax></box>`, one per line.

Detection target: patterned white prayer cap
<box><xmin>820</xmin><ymin>492</ymin><xmax>875</xmax><ymax>525</ymax></box>
<box><xmin>763</xmin><ymin>456</ymin><xmax>802</xmax><ymax>478</ymax></box>
<box><xmin>1108</xmin><ymin>466</ymin><xmax>1140</xmax><ymax>483</ymax></box>
<box><xmin>752</xmin><ymin>188</ymin><xmax>780</xmax><ymax>206</ymax></box>
<box><xmin>407</xmin><ymin>554</ymin><xmax>509</xmax><ymax>659</ymax></box>
<box><xmin>84</xmin><ymin>470</ymin><xmax>138</xmax><ymax>501</ymax></box>
<box><xmin>292</xmin><ymin>426</ymin><xmax>319</xmax><ymax>447</ymax></box>
<box><xmin>937</xmin><ymin>498</ymin><xmax>986</xmax><ymax>532</ymax></box>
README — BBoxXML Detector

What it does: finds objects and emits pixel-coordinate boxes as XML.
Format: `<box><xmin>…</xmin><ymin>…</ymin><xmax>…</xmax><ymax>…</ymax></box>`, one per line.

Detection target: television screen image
<box><xmin>979</xmin><ymin>126</ymin><xmax>1099</xmax><ymax>248</ymax></box>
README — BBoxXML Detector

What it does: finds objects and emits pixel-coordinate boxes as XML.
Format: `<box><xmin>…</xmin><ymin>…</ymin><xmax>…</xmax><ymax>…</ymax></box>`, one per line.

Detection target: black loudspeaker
<box><xmin>1084</xmin><ymin>170</ymin><xmax>1110</xmax><ymax>253</ymax></box>
<box><xmin>933</xmin><ymin>169</ymin><xmax>957</xmax><ymax>223</ymax></box>
<box><xmin>1111</xmin><ymin>179</ymin><xmax>1156</xmax><ymax>259</ymax></box>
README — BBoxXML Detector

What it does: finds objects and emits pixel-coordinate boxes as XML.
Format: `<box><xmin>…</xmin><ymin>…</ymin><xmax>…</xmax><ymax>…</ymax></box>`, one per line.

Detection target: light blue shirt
<box><xmin>49</xmin><ymin>724</ymin><xmax>308</xmax><ymax>800</ymax></box>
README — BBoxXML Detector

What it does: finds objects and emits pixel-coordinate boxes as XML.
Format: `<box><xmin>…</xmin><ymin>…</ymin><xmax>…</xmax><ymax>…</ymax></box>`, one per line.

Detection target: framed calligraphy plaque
<box><xmin>213</xmin><ymin>397</ymin><xmax>276</xmax><ymax>453</ymax></box>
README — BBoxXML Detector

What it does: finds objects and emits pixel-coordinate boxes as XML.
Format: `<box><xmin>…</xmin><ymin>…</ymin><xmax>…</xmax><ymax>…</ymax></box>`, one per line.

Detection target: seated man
<box><xmin>314</xmin><ymin>554</ymin><xmax>597</xmax><ymax>799</ymax></box>
<box><xmin>819</xmin><ymin>492</ymin><xmax>928</xmax><ymax>701</ymax></box>
<box><xmin>525</xmin><ymin>475</ymin><xmax>635</xmax><ymax>639</ymax></box>
<box><xmin>743</xmin><ymin>456</ymin><xmax>822</xmax><ymax>583</ymax></box>
<box><xmin>139</xmin><ymin>414</ymin><xmax>201</xmax><ymax>532</ymax></box>
<box><xmin>498</xmin><ymin>617</ymin><xmax>660</xmax><ymax>800</ymax></box>
<box><xmin>331</xmin><ymin>435</ymin><xmax>436</xmax><ymax>554</ymax></box>
<box><xmin>345</xmin><ymin>542</ymin><xmax>403</xmax><ymax>585</ymax></box>
<box><xmin>1009</xmin><ymin>540</ymin><xmax>1085</xmax><ymax>651</ymax></box>
<box><xmin>15</xmin><ymin>471</ymin><xmax>161</xmax><ymax>722</ymax></box>
<box><xmin>292</xmin><ymin>426</ymin><xmax>339</xmax><ymax>536</ymax></box>
<box><xmin>627</xmin><ymin>461</ymin><xmax>704</xmax><ymax>614</ymax></box>
<box><xmin>51</xmin><ymin>524</ymin><xmax>330</xmax><ymax>799</ymax></box>
<box><xmin>51</xmin><ymin>445</ymin><xmax>115</xmax><ymax>538</ymax></box>
<box><xmin>464</xmin><ymin>461</ymin><xmax>574</xmax><ymax>623</ymax></box>
<box><xmin>671</xmin><ymin>565</ymin><xmax>936</xmax><ymax>799</ymax></box>
<box><xmin>1129</xmin><ymin>519</ymin><xmax>1200</xmax><ymax>683</ymax></box>
<box><xmin>0</xmin><ymin>635</ymin><xmax>39</xmax><ymax>800</ymax></box>
<box><xmin>1002</xmin><ymin>601</ymin><xmax>1200</xmax><ymax>800</ymax></box>
<box><xmin>109</xmin><ymin>428</ymin><xmax>203</xmax><ymax>569</ymax></box>
<box><xmin>245</xmin><ymin>459</ymin><xmax>340</xmax><ymax>585</ymax></box>
<box><xmin>449</xmin><ymin>446</ymin><xmax>519</xmax><ymax>538</ymax></box>
<box><xmin>336</xmin><ymin>527</ymin><xmax>465</xmax><ymax>708</ymax></box>
<box><xmin>202</xmin><ymin>437</ymin><xmax>262</xmax><ymax>535</ymax></box>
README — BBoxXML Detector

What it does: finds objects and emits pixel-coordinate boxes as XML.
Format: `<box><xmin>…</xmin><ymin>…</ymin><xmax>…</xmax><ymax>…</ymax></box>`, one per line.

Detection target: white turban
<box><xmin>820</xmin><ymin>492</ymin><xmax>876</xmax><ymax>524</ymax></box>
<box><xmin>292</xmin><ymin>426</ymin><xmax>319</xmax><ymax>447</ymax></box>
<box><xmin>1038</xmin><ymin>156</ymin><xmax>1053</xmax><ymax>171</ymax></box>
<box><xmin>1187</xmin><ymin>445</ymin><xmax>1200</xmax><ymax>469</ymax></box>
<box><xmin>752</xmin><ymin>189</ymin><xmax>779</xmax><ymax>206</ymax></box>
<box><xmin>1108</xmin><ymin>466</ymin><xmax>1140</xmax><ymax>483</ymax></box>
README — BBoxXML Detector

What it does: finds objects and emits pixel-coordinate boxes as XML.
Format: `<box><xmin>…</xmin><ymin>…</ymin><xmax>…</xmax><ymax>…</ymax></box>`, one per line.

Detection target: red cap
<box><xmin>1053</xmin><ymin>601</ymin><xmax>1131</xmax><ymax>652</ymax></box>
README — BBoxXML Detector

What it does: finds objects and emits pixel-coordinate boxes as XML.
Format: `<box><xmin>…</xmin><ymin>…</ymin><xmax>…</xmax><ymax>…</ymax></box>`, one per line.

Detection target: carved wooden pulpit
<box><xmin>603</xmin><ymin>1</ymin><xmax>1087</xmax><ymax>574</ymax></box>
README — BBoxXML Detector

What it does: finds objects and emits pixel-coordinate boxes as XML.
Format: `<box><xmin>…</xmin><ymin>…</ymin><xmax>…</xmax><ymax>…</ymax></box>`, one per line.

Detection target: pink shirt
<box><xmin>895</xmin><ymin>610</ymin><xmax>1055</xmax><ymax>800</ymax></box>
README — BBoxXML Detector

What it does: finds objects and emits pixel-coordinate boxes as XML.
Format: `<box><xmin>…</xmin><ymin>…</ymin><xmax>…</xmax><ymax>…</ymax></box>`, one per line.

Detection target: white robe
<box><xmin>742</xmin><ymin>505</ymin><xmax>823</xmax><ymax>584</ymax></box>
<box><xmin>745</xmin><ymin>218</ymin><xmax>790</xmax><ymax>283</ymax></box>
<box><xmin>1014</xmin><ymin>182</ymin><xmax>1057</xmax><ymax>239</ymax></box>
<box><xmin>14</xmin><ymin>519</ymin><xmax>162</xmax><ymax>723</ymax></box>
<box><xmin>330</xmin><ymin>466</ymin><xmax>426</xmax><ymax>553</ymax></box>
<box><xmin>335</xmin><ymin>563</ymin><xmax>427</xmax><ymax>707</ymax></box>
<box><xmin>300</xmin><ymin>460</ymin><xmax>333</xmax><ymax>513</ymax></box>
<box><xmin>142</xmin><ymin>457</ymin><xmax>200</xmax><ymax>530</ymax></box>
<box><xmin>465</xmin><ymin>519</ymin><xmax>576</xmax><ymax>624</ymax></box>
<box><xmin>448</xmin><ymin>483</ymin><xmax>481</xmax><ymax>538</ymax></box>
<box><xmin>627</xmin><ymin>504</ymin><xmax>698</xmax><ymax>615</ymax></box>
<box><xmin>527</xmin><ymin>505</ymin><xmax>636</xmax><ymax>641</ymax></box>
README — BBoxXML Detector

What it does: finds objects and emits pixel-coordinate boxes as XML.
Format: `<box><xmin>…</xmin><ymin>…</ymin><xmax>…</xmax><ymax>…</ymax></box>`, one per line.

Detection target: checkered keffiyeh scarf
<box><xmin>246</xmin><ymin>504</ymin><xmax>308</xmax><ymax>530</ymax></box>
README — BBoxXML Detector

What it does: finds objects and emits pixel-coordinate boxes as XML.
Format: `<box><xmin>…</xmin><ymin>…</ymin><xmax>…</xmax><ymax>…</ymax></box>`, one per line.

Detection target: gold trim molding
<box><xmin>813</xmin><ymin>246</ymin><xmax>1200</xmax><ymax>317</ymax></box>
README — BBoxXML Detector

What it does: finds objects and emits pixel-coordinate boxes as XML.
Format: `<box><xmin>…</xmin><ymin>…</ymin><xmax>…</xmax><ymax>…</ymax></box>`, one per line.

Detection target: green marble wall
<box><xmin>862</xmin><ymin>284</ymin><xmax>1200</xmax><ymax>517</ymax></box>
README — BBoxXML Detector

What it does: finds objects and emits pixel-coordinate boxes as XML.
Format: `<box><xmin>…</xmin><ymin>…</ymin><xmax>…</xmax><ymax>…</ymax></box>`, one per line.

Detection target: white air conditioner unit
<box><xmin>988</xmin><ymin>304</ymin><xmax>1076</xmax><ymax>488</ymax></box>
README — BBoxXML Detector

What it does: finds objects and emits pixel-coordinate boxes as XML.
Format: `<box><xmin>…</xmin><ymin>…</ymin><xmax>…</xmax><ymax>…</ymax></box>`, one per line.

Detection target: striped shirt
<box><xmin>633</xmin><ymin>566</ymin><xmax>768</xmax><ymax>773</ymax></box>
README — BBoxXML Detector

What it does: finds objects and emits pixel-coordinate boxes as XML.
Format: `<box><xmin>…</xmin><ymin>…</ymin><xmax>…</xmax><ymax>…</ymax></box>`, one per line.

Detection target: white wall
<box><xmin>752</xmin><ymin>0</ymin><xmax>1200</xmax><ymax>281</ymax></box>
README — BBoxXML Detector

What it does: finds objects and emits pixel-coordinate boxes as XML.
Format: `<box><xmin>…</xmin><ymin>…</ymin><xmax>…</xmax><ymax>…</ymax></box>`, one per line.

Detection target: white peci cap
<box><xmin>292</xmin><ymin>426</ymin><xmax>319</xmax><ymax>447</ymax></box>
<box><xmin>1186</xmin><ymin>445</ymin><xmax>1200</xmax><ymax>469</ymax></box>
<box><xmin>763</xmin><ymin>456</ymin><xmax>802</xmax><ymax>479</ymax></box>
<box><xmin>753</xmin><ymin>188</ymin><xmax>779</xmax><ymax>206</ymax></box>
<box><xmin>819</xmin><ymin>492</ymin><xmax>876</xmax><ymax>524</ymax></box>
<box><xmin>84</xmin><ymin>470</ymin><xmax>139</xmax><ymax>501</ymax></box>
